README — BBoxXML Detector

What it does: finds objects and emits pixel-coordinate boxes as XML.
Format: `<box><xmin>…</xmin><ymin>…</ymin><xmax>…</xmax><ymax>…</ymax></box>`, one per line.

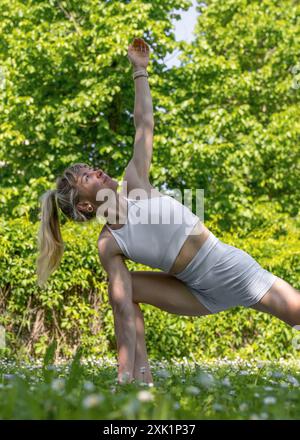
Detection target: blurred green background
<box><xmin>0</xmin><ymin>0</ymin><xmax>299</xmax><ymax>361</ymax></box>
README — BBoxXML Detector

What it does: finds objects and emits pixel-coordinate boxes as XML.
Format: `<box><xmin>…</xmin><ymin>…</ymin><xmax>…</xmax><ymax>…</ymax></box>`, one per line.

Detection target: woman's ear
<box><xmin>77</xmin><ymin>201</ymin><xmax>91</xmax><ymax>213</ymax></box>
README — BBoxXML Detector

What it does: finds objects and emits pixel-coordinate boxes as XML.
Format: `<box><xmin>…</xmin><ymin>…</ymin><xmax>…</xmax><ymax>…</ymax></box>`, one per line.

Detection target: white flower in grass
<box><xmin>287</xmin><ymin>375</ymin><xmax>299</xmax><ymax>386</ymax></box>
<box><xmin>271</xmin><ymin>371</ymin><xmax>284</xmax><ymax>379</ymax></box>
<box><xmin>51</xmin><ymin>378</ymin><xmax>65</xmax><ymax>392</ymax></box>
<box><xmin>122</xmin><ymin>399</ymin><xmax>141</xmax><ymax>417</ymax></box>
<box><xmin>260</xmin><ymin>412</ymin><xmax>269</xmax><ymax>419</ymax></box>
<box><xmin>3</xmin><ymin>374</ymin><xmax>15</xmax><ymax>380</ymax></box>
<box><xmin>196</xmin><ymin>372</ymin><xmax>215</xmax><ymax>389</ymax></box>
<box><xmin>46</xmin><ymin>365</ymin><xmax>56</xmax><ymax>371</ymax></box>
<box><xmin>263</xmin><ymin>396</ymin><xmax>277</xmax><ymax>405</ymax></box>
<box><xmin>83</xmin><ymin>381</ymin><xmax>95</xmax><ymax>392</ymax></box>
<box><xmin>239</xmin><ymin>403</ymin><xmax>248</xmax><ymax>412</ymax></box>
<box><xmin>256</xmin><ymin>361</ymin><xmax>265</xmax><ymax>369</ymax></box>
<box><xmin>17</xmin><ymin>373</ymin><xmax>26</xmax><ymax>380</ymax></box>
<box><xmin>156</xmin><ymin>369</ymin><xmax>171</xmax><ymax>379</ymax></box>
<box><xmin>173</xmin><ymin>402</ymin><xmax>180</xmax><ymax>410</ymax></box>
<box><xmin>221</xmin><ymin>377</ymin><xmax>231</xmax><ymax>387</ymax></box>
<box><xmin>249</xmin><ymin>414</ymin><xmax>260</xmax><ymax>420</ymax></box>
<box><xmin>213</xmin><ymin>403</ymin><xmax>224</xmax><ymax>412</ymax></box>
<box><xmin>82</xmin><ymin>393</ymin><xmax>104</xmax><ymax>409</ymax></box>
<box><xmin>137</xmin><ymin>390</ymin><xmax>154</xmax><ymax>402</ymax></box>
<box><xmin>186</xmin><ymin>385</ymin><xmax>200</xmax><ymax>395</ymax></box>
<box><xmin>263</xmin><ymin>386</ymin><xmax>273</xmax><ymax>391</ymax></box>
<box><xmin>139</xmin><ymin>381</ymin><xmax>155</xmax><ymax>387</ymax></box>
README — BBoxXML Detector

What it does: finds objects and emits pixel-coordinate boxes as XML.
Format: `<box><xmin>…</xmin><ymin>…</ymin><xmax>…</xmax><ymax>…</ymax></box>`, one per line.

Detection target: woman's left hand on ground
<box><xmin>127</xmin><ymin>37</ymin><xmax>150</xmax><ymax>69</ymax></box>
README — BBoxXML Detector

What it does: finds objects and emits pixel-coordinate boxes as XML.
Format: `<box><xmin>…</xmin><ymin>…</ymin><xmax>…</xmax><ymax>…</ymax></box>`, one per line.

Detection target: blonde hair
<box><xmin>36</xmin><ymin>163</ymin><xmax>95</xmax><ymax>288</ymax></box>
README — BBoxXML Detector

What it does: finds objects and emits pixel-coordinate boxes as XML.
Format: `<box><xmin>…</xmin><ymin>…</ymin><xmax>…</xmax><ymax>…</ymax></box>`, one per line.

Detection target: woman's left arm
<box><xmin>127</xmin><ymin>38</ymin><xmax>154</xmax><ymax>180</ymax></box>
<box><xmin>132</xmin><ymin>302</ymin><xmax>153</xmax><ymax>384</ymax></box>
<box><xmin>133</xmin><ymin>66</ymin><xmax>154</xmax><ymax>128</ymax></box>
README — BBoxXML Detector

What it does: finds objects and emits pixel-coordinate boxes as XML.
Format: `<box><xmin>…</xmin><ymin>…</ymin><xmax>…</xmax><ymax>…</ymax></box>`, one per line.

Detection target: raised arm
<box><xmin>98</xmin><ymin>237</ymin><xmax>136</xmax><ymax>384</ymax></box>
<box><xmin>127</xmin><ymin>38</ymin><xmax>154</xmax><ymax>181</ymax></box>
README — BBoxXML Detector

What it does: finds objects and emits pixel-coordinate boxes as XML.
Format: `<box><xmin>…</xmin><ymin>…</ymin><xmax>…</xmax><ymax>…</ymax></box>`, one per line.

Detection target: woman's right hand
<box><xmin>127</xmin><ymin>37</ymin><xmax>150</xmax><ymax>70</ymax></box>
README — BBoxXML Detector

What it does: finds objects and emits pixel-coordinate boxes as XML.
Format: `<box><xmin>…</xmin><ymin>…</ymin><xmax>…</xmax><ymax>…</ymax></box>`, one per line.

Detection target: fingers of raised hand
<box><xmin>129</xmin><ymin>38</ymin><xmax>149</xmax><ymax>54</ymax></box>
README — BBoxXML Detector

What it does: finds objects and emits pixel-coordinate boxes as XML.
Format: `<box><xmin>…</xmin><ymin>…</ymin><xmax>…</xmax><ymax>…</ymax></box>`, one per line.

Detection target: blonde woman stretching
<box><xmin>37</xmin><ymin>38</ymin><xmax>300</xmax><ymax>385</ymax></box>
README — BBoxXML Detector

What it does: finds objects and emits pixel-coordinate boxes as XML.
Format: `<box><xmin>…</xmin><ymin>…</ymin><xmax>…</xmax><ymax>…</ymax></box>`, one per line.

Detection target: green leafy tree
<box><xmin>151</xmin><ymin>0</ymin><xmax>300</xmax><ymax>232</ymax></box>
<box><xmin>0</xmin><ymin>0</ymin><xmax>190</xmax><ymax>219</ymax></box>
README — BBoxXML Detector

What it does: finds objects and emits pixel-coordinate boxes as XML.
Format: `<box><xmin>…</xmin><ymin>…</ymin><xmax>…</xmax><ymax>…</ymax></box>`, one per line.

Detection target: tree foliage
<box><xmin>0</xmin><ymin>0</ymin><xmax>189</xmax><ymax>218</ymax></box>
<box><xmin>151</xmin><ymin>0</ymin><xmax>300</xmax><ymax>231</ymax></box>
<box><xmin>0</xmin><ymin>0</ymin><xmax>299</xmax><ymax>358</ymax></box>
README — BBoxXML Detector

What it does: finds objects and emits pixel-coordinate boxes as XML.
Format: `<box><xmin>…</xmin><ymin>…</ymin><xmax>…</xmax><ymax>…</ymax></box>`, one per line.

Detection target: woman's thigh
<box><xmin>130</xmin><ymin>270</ymin><xmax>212</xmax><ymax>316</ymax></box>
<box><xmin>249</xmin><ymin>276</ymin><xmax>300</xmax><ymax>327</ymax></box>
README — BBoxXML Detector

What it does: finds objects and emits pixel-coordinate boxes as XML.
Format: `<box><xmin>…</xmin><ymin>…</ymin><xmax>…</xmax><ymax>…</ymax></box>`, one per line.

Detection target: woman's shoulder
<box><xmin>97</xmin><ymin>225</ymin><xmax>127</xmax><ymax>258</ymax></box>
<box><xmin>119</xmin><ymin>178</ymin><xmax>165</xmax><ymax>200</ymax></box>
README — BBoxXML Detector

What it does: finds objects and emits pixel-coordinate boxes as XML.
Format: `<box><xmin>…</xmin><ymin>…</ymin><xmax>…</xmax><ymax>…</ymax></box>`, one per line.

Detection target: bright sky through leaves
<box><xmin>165</xmin><ymin>0</ymin><xmax>200</xmax><ymax>68</ymax></box>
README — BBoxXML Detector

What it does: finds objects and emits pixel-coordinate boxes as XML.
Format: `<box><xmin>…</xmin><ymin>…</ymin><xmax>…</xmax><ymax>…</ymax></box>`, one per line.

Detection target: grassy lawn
<box><xmin>1</xmin><ymin>350</ymin><xmax>300</xmax><ymax>420</ymax></box>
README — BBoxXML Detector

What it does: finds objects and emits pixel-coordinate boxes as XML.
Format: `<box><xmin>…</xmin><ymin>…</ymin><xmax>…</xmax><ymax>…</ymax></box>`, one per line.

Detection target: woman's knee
<box><xmin>253</xmin><ymin>277</ymin><xmax>300</xmax><ymax>327</ymax></box>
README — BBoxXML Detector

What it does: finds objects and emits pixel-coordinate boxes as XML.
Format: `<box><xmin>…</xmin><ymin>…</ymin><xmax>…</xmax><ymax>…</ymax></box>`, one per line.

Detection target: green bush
<box><xmin>1</xmin><ymin>208</ymin><xmax>299</xmax><ymax>361</ymax></box>
<box><xmin>0</xmin><ymin>0</ymin><xmax>299</xmax><ymax>362</ymax></box>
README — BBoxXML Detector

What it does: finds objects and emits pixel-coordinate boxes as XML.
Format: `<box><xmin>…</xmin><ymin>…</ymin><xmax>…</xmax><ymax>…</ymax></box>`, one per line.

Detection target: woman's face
<box><xmin>76</xmin><ymin>166</ymin><xmax>118</xmax><ymax>213</ymax></box>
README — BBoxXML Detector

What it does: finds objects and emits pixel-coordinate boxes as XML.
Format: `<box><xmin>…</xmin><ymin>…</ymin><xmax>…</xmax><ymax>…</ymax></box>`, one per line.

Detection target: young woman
<box><xmin>37</xmin><ymin>38</ymin><xmax>300</xmax><ymax>385</ymax></box>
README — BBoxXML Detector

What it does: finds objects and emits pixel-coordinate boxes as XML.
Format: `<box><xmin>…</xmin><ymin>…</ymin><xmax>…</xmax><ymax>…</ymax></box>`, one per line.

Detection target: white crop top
<box><xmin>105</xmin><ymin>194</ymin><xmax>199</xmax><ymax>272</ymax></box>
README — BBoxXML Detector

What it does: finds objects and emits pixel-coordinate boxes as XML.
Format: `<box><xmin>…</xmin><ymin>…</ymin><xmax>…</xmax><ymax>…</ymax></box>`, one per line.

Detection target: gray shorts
<box><xmin>174</xmin><ymin>231</ymin><xmax>278</xmax><ymax>314</ymax></box>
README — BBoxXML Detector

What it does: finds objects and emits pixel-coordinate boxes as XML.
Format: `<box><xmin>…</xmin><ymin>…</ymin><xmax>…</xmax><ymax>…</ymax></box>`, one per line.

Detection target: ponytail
<box><xmin>36</xmin><ymin>189</ymin><xmax>65</xmax><ymax>288</ymax></box>
<box><xmin>36</xmin><ymin>162</ymin><xmax>96</xmax><ymax>287</ymax></box>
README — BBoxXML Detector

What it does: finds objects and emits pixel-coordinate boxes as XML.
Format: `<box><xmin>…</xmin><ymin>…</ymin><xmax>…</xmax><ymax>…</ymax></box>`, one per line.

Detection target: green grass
<box><xmin>1</xmin><ymin>348</ymin><xmax>300</xmax><ymax>420</ymax></box>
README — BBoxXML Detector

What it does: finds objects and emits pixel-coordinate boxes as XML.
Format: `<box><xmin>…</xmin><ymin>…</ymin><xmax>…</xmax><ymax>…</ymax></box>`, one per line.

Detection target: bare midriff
<box><xmin>167</xmin><ymin>220</ymin><xmax>211</xmax><ymax>276</ymax></box>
